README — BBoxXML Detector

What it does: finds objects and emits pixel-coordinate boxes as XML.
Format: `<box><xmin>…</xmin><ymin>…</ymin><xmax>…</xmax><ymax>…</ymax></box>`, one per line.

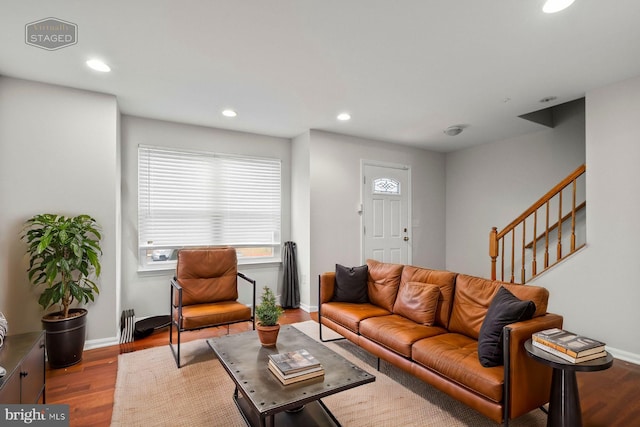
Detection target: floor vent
<box><xmin>120</xmin><ymin>309</ymin><xmax>136</xmax><ymax>344</ymax></box>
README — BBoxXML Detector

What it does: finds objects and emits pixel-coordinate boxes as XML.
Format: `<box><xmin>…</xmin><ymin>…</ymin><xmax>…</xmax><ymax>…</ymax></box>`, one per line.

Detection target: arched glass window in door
<box><xmin>373</xmin><ymin>177</ymin><xmax>400</xmax><ymax>195</ymax></box>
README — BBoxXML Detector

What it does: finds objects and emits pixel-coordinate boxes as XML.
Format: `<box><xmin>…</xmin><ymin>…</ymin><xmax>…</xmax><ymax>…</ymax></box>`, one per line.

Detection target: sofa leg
<box><xmin>377</xmin><ymin>357</ymin><xmax>381</xmax><ymax>371</ymax></box>
<box><xmin>318</xmin><ymin>320</ymin><xmax>346</xmax><ymax>343</ymax></box>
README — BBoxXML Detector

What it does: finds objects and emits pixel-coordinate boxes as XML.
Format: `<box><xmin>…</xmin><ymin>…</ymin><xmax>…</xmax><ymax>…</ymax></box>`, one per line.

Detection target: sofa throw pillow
<box><xmin>333</xmin><ymin>264</ymin><xmax>369</xmax><ymax>303</ymax></box>
<box><xmin>478</xmin><ymin>286</ymin><xmax>536</xmax><ymax>367</ymax></box>
<box><xmin>393</xmin><ymin>282</ymin><xmax>440</xmax><ymax>326</ymax></box>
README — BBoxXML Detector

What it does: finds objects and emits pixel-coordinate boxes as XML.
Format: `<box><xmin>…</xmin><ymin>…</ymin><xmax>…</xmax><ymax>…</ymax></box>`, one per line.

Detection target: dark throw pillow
<box><xmin>333</xmin><ymin>264</ymin><xmax>369</xmax><ymax>303</ymax></box>
<box><xmin>478</xmin><ymin>286</ymin><xmax>536</xmax><ymax>367</ymax></box>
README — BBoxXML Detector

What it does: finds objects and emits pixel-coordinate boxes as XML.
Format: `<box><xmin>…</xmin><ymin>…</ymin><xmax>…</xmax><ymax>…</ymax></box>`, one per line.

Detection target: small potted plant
<box><xmin>255</xmin><ymin>286</ymin><xmax>284</xmax><ymax>347</ymax></box>
<box><xmin>22</xmin><ymin>213</ymin><xmax>102</xmax><ymax>368</ymax></box>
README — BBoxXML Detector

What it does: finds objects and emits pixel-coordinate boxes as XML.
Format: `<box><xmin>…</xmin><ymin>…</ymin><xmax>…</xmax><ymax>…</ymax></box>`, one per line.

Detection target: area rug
<box><xmin>111</xmin><ymin>321</ymin><xmax>547</xmax><ymax>426</ymax></box>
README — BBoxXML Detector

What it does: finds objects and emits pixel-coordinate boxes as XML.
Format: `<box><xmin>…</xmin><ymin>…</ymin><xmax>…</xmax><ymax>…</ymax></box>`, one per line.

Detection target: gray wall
<box><xmin>531</xmin><ymin>76</ymin><xmax>640</xmax><ymax>362</ymax></box>
<box><xmin>120</xmin><ymin>116</ymin><xmax>292</xmax><ymax>319</ymax></box>
<box><xmin>291</xmin><ymin>131</ymin><xmax>311</xmax><ymax>309</ymax></box>
<box><xmin>306</xmin><ymin>130</ymin><xmax>447</xmax><ymax>308</ymax></box>
<box><xmin>0</xmin><ymin>77</ymin><xmax>120</xmax><ymax>343</ymax></box>
<box><xmin>445</xmin><ymin>100</ymin><xmax>586</xmax><ymax>278</ymax></box>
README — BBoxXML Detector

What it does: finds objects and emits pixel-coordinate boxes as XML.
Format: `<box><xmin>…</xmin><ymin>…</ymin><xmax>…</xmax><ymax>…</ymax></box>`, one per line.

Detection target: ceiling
<box><xmin>2</xmin><ymin>1</ymin><xmax>640</xmax><ymax>152</ymax></box>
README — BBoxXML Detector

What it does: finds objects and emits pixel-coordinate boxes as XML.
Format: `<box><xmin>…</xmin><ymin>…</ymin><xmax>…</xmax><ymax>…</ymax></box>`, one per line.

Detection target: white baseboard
<box><xmin>84</xmin><ymin>336</ymin><xmax>119</xmax><ymax>350</ymax></box>
<box><xmin>299</xmin><ymin>303</ymin><xmax>317</xmax><ymax>313</ymax></box>
<box><xmin>608</xmin><ymin>346</ymin><xmax>640</xmax><ymax>366</ymax></box>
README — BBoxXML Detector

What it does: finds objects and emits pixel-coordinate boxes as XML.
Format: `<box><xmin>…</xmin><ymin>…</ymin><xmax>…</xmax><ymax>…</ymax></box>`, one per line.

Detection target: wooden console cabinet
<box><xmin>0</xmin><ymin>331</ymin><xmax>46</xmax><ymax>404</ymax></box>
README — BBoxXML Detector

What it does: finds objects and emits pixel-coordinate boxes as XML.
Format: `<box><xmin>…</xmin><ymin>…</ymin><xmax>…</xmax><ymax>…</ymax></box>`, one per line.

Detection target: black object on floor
<box><xmin>134</xmin><ymin>315</ymin><xmax>171</xmax><ymax>339</ymax></box>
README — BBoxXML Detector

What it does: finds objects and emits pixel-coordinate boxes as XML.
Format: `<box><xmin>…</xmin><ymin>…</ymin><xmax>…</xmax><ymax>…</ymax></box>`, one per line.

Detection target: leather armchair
<box><xmin>169</xmin><ymin>247</ymin><xmax>255</xmax><ymax>367</ymax></box>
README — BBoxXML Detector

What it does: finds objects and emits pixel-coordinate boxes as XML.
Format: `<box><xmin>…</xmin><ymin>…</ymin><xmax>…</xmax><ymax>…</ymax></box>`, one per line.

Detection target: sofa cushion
<box><xmin>477</xmin><ymin>287</ymin><xmax>536</xmax><ymax>367</ymax></box>
<box><xmin>412</xmin><ymin>333</ymin><xmax>504</xmax><ymax>404</ymax></box>
<box><xmin>448</xmin><ymin>274</ymin><xmax>549</xmax><ymax>339</ymax></box>
<box><xmin>400</xmin><ymin>266</ymin><xmax>457</xmax><ymax>328</ymax></box>
<box><xmin>333</xmin><ymin>264</ymin><xmax>369</xmax><ymax>303</ymax></box>
<box><xmin>393</xmin><ymin>282</ymin><xmax>440</xmax><ymax>326</ymax></box>
<box><xmin>320</xmin><ymin>302</ymin><xmax>391</xmax><ymax>334</ymax></box>
<box><xmin>366</xmin><ymin>259</ymin><xmax>404</xmax><ymax>312</ymax></box>
<box><xmin>360</xmin><ymin>314</ymin><xmax>447</xmax><ymax>357</ymax></box>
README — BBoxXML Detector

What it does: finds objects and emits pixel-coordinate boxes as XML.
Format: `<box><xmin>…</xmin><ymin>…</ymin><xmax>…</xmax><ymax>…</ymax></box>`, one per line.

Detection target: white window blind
<box><xmin>138</xmin><ymin>145</ymin><xmax>281</xmax><ymax>268</ymax></box>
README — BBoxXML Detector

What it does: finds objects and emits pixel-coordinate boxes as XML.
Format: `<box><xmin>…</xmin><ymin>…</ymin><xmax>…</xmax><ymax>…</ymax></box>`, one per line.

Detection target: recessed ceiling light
<box><xmin>337</xmin><ymin>113</ymin><xmax>351</xmax><ymax>121</ymax></box>
<box><xmin>222</xmin><ymin>109</ymin><xmax>237</xmax><ymax>118</ymax></box>
<box><xmin>444</xmin><ymin>125</ymin><xmax>464</xmax><ymax>136</ymax></box>
<box><xmin>86</xmin><ymin>59</ymin><xmax>110</xmax><ymax>72</ymax></box>
<box><xmin>542</xmin><ymin>0</ymin><xmax>575</xmax><ymax>13</ymax></box>
<box><xmin>539</xmin><ymin>96</ymin><xmax>558</xmax><ymax>103</ymax></box>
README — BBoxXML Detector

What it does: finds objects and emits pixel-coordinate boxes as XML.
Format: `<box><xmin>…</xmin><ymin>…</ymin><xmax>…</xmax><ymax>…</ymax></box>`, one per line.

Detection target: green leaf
<box><xmin>45</xmin><ymin>262</ymin><xmax>58</xmax><ymax>284</ymax></box>
<box><xmin>71</xmin><ymin>241</ymin><xmax>81</xmax><ymax>258</ymax></box>
<box><xmin>37</xmin><ymin>233</ymin><xmax>53</xmax><ymax>254</ymax></box>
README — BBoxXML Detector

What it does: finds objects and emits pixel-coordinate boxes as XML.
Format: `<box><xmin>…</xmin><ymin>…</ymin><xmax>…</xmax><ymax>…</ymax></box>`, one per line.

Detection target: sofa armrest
<box><xmin>504</xmin><ymin>313</ymin><xmax>564</xmax><ymax>419</ymax></box>
<box><xmin>319</xmin><ymin>272</ymin><xmax>336</xmax><ymax>304</ymax></box>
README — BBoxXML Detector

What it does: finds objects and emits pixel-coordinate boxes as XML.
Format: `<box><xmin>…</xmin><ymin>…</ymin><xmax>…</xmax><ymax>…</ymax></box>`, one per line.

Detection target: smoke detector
<box><xmin>443</xmin><ymin>125</ymin><xmax>464</xmax><ymax>136</ymax></box>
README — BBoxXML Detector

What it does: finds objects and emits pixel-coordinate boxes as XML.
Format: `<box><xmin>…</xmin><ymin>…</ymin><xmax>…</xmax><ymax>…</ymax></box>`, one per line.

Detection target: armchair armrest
<box><xmin>170</xmin><ymin>277</ymin><xmax>183</xmax><ymax>309</ymax></box>
<box><xmin>504</xmin><ymin>313</ymin><xmax>564</xmax><ymax>420</ymax></box>
<box><xmin>170</xmin><ymin>277</ymin><xmax>182</xmax><ymax>290</ymax></box>
<box><xmin>237</xmin><ymin>272</ymin><xmax>257</xmax><ymax>325</ymax></box>
<box><xmin>170</xmin><ymin>277</ymin><xmax>184</xmax><ymax>330</ymax></box>
<box><xmin>237</xmin><ymin>272</ymin><xmax>255</xmax><ymax>285</ymax></box>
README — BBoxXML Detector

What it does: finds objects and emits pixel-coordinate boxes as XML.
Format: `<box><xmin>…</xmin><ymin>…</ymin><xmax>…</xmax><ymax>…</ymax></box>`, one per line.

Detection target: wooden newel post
<box><xmin>489</xmin><ymin>227</ymin><xmax>498</xmax><ymax>280</ymax></box>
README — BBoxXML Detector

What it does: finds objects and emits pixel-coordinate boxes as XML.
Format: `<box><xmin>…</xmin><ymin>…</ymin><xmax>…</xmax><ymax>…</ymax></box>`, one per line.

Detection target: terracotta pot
<box><xmin>256</xmin><ymin>324</ymin><xmax>280</xmax><ymax>347</ymax></box>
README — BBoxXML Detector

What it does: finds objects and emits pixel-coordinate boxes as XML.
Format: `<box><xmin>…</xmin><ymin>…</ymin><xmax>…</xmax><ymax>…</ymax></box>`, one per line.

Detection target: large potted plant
<box><xmin>255</xmin><ymin>286</ymin><xmax>284</xmax><ymax>347</ymax></box>
<box><xmin>22</xmin><ymin>213</ymin><xmax>102</xmax><ymax>368</ymax></box>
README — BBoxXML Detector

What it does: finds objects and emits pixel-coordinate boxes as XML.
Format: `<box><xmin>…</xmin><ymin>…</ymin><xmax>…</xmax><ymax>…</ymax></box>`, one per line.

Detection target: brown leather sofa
<box><xmin>318</xmin><ymin>259</ymin><xmax>563</xmax><ymax>426</ymax></box>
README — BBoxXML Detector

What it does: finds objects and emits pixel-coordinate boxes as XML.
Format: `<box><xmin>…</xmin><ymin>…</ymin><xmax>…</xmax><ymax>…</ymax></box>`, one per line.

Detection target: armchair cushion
<box><xmin>178</xmin><ymin>301</ymin><xmax>251</xmax><ymax>330</ymax></box>
<box><xmin>175</xmin><ymin>248</ymin><xmax>238</xmax><ymax>306</ymax></box>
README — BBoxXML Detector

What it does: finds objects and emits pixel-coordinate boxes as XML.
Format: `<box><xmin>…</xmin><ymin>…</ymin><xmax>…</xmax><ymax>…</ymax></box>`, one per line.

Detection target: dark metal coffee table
<box><xmin>207</xmin><ymin>325</ymin><xmax>375</xmax><ymax>427</ymax></box>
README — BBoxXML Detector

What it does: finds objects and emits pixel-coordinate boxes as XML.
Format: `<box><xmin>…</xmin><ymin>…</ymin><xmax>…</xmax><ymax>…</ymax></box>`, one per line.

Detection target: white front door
<box><xmin>362</xmin><ymin>162</ymin><xmax>411</xmax><ymax>264</ymax></box>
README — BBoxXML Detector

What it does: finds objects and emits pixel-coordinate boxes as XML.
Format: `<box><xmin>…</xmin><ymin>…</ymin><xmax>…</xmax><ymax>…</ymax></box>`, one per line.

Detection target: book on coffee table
<box><xmin>268</xmin><ymin>360</ymin><xmax>325</xmax><ymax>385</ymax></box>
<box><xmin>268</xmin><ymin>349</ymin><xmax>322</xmax><ymax>375</ymax></box>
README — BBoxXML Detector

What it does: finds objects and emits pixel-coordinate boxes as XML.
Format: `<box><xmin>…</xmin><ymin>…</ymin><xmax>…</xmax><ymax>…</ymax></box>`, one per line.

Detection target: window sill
<box><xmin>137</xmin><ymin>258</ymin><xmax>282</xmax><ymax>274</ymax></box>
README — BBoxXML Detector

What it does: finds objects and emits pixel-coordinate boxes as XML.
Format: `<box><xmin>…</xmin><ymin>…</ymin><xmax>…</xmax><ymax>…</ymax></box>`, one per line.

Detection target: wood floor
<box><xmin>46</xmin><ymin>309</ymin><xmax>640</xmax><ymax>427</ymax></box>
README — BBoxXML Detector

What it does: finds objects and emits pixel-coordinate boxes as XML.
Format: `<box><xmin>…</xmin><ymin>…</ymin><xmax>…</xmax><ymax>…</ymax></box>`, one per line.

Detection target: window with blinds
<box><xmin>138</xmin><ymin>145</ymin><xmax>282</xmax><ymax>269</ymax></box>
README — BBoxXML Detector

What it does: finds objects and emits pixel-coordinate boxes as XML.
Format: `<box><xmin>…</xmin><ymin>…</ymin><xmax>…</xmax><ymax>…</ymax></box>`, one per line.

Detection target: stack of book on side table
<box><xmin>268</xmin><ymin>349</ymin><xmax>325</xmax><ymax>385</ymax></box>
<box><xmin>532</xmin><ymin>328</ymin><xmax>607</xmax><ymax>363</ymax></box>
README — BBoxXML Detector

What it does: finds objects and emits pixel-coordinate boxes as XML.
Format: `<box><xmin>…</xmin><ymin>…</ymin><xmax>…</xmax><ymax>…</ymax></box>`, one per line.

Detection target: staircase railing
<box><xmin>490</xmin><ymin>164</ymin><xmax>586</xmax><ymax>283</ymax></box>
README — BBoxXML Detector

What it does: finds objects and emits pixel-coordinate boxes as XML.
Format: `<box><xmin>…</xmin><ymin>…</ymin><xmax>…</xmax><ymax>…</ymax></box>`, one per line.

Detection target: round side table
<box><xmin>524</xmin><ymin>339</ymin><xmax>613</xmax><ymax>427</ymax></box>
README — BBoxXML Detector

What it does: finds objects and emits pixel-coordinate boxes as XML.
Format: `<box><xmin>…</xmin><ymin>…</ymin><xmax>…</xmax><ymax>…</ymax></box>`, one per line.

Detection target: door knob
<box><xmin>403</xmin><ymin>237</ymin><xmax>409</xmax><ymax>241</ymax></box>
